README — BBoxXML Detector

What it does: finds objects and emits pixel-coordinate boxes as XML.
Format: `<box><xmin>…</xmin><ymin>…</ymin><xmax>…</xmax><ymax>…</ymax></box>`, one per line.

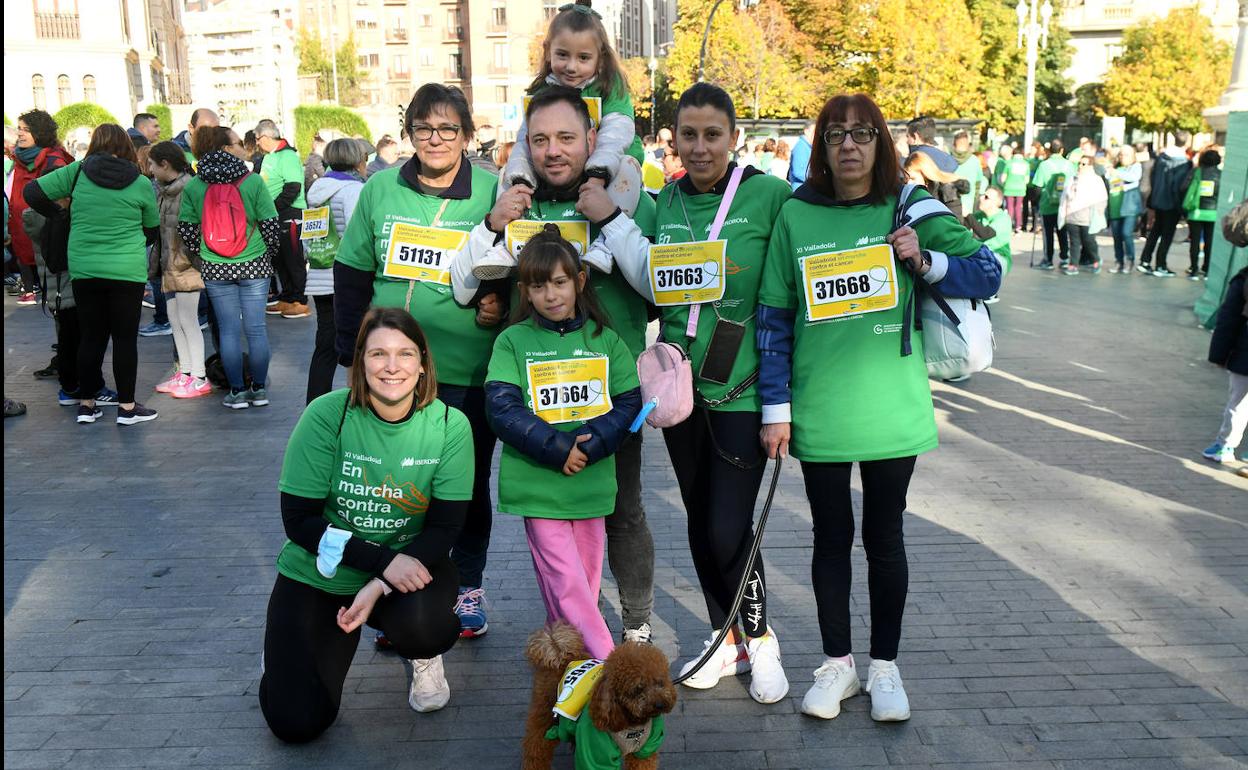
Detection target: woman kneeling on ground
<box><xmin>756</xmin><ymin>93</ymin><xmax>1000</xmax><ymax>722</ymax></box>
<box><xmin>260</xmin><ymin>307</ymin><xmax>475</xmax><ymax>743</ymax></box>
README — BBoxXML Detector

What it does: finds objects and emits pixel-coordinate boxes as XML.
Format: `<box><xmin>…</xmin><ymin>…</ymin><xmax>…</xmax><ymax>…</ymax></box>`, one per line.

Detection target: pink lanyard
<box><xmin>684</xmin><ymin>165</ymin><xmax>744</xmax><ymax>338</ymax></box>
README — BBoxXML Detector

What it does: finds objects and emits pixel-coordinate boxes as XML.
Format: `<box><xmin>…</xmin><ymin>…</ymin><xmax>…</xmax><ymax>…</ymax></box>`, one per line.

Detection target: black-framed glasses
<box><xmin>823</xmin><ymin>127</ymin><xmax>878</xmax><ymax>145</ymax></box>
<box><xmin>407</xmin><ymin>124</ymin><xmax>461</xmax><ymax>142</ymax></box>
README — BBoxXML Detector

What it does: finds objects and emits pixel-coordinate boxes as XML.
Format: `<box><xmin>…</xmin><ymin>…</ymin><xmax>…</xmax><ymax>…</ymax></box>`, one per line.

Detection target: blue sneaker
<box><xmin>1202</xmin><ymin>442</ymin><xmax>1235</xmax><ymax>464</ymax></box>
<box><xmin>93</xmin><ymin>388</ymin><xmax>119</xmax><ymax>406</ymax></box>
<box><xmin>454</xmin><ymin>586</ymin><xmax>488</xmax><ymax>638</ymax></box>
<box><xmin>58</xmin><ymin>389</ymin><xmax>78</xmax><ymax>406</ymax></box>
<box><xmin>138</xmin><ymin>321</ymin><xmax>172</xmax><ymax>337</ymax></box>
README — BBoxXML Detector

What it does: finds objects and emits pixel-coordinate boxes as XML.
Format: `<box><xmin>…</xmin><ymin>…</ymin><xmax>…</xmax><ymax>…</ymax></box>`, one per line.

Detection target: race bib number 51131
<box><xmin>525</xmin><ymin>357</ymin><xmax>611</xmax><ymax>424</ymax></box>
<box><xmin>382</xmin><ymin>223</ymin><xmax>468</xmax><ymax>285</ymax></box>
<box><xmin>800</xmin><ymin>244</ymin><xmax>898</xmax><ymax>322</ymax></box>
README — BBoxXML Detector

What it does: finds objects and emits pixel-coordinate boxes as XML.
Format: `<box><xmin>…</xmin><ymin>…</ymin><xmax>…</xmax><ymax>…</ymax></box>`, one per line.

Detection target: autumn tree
<box><xmin>667</xmin><ymin>0</ymin><xmax>819</xmax><ymax>118</ymax></box>
<box><xmin>296</xmin><ymin>29</ymin><xmax>364</xmax><ymax>107</ymax></box>
<box><xmin>1101</xmin><ymin>7</ymin><xmax>1232</xmax><ymax>133</ymax></box>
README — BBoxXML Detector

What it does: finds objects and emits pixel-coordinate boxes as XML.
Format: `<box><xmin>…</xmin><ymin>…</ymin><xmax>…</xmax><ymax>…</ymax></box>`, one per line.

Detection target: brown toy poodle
<box><xmin>522</xmin><ymin>622</ymin><xmax>677</xmax><ymax>769</ymax></box>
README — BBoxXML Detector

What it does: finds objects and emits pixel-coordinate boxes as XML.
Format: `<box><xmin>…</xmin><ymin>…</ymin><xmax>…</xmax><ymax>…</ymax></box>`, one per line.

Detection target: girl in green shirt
<box><xmin>484</xmin><ymin>226</ymin><xmax>641</xmax><ymax>660</ymax></box>
<box><xmin>262</xmin><ymin>307</ymin><xmax>475</xmax><ymax>742</ymax></box>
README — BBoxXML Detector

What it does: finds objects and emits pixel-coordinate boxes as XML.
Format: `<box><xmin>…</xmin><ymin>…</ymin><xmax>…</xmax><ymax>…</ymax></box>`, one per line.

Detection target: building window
<box><xmin>32</xmin><ymin>74</ymin><xmax>46</xmax><ymax>110</ymax></box>
<box><xmin>447</xmin><ymin>52</ymin><xmax>463</xmax><ymax>79</ymax></box>
<box><xmin>544</xmin><ymin>0</ymin><xmax>558</xmax><ymax>20</ymax></box>
<box><xmin>492</xmin><ymin>5</ymin><xmax>506</xmax><ymax>28</ymax></box>
<box><xmin>418</xmin><ymin>13</ymin><xmax>432</xmax><ymax>27</ymax></box>
<box><xmin>419</xmin><ymin>49</ymin><xmax>433</xmax><ymax>68</ymax></box>
<box><xmin>359</xmin><ymin>53</ymin><xmax>380</xmax><ymax>68</ymax></box>
<box><xmin>127</xmin><ymin>56</ymin><xmax>144</xmax><ymax>102</ymax></box>
<box><xmin>493</xmin><ymin>42</ymin><xmax>508</xmax><ymax>72</ymax></box>
<box><xmin>390</xmin><ymin>54</ymin><xmax>409</xmax><ymax>78</ymax></box>
<box><xmin>57</xmin><ymin>74</ymin><xmax>71</xmax><ymax>107</ymax></box>
<box><xmin>83</xmin><ymin>74</ymin><xmax>96</xmax><ymax>102</ymax></box>
<box><xmin>496</xmin><ymin>85</ymin><xmax>509</xmax><ymax>104</ymax></box>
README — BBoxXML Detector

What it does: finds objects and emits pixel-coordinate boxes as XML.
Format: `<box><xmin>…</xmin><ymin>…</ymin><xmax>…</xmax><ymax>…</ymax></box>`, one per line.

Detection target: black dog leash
<box><xmin>672</xmin><ymin>455</ymin><xmax>783</xmax><ymax>685</ymax></box>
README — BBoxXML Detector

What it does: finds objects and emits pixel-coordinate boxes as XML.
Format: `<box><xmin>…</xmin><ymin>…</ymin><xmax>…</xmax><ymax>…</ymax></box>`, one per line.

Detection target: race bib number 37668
<box><xmin>525</xmin><ymin>357</ymin><xmax>611</xmax><ymax>424</ymax></box>
<box><xmin>800</xmin><ymin>244</ymin><xmax>898</xmax><ymax>322</ymax></box>
<box><xmin>382</xmin><ymin>223</ymin><xmax>469</xmax><ymax>285</ymax></box>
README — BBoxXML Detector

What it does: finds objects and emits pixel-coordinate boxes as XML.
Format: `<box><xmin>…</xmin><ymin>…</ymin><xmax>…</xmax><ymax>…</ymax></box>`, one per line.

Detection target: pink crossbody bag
<box><xmin>634</xmin><ymin>167</ymin><xmax>744</xmax><ymax>428</ymax></box>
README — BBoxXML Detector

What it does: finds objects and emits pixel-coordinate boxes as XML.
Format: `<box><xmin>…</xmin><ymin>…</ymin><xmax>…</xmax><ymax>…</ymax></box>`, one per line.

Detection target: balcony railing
<box><xmin>386</xmin><ymin>27</ymin><xmax>408</xmax><ymax>42</ymax></box>
<box><xmin>35</xmin><ymin>12</ymin><xmax>80</xmax><ymax>39</ymax></box>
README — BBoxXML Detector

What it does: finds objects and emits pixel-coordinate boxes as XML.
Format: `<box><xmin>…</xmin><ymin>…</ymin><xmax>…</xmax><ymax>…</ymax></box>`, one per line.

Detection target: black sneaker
<box><xmin>76</xmin><ymin>404</ymin><xmax>103</xmax><ymax>424</ymax></box>
<box><xmin>116</xmin><ymin>403</ymin><xmax>158</xmax><ymax>425</ymax></box>
<box><xmin>1153</xmin><ymin>267</ymin><xmax>1175</xmax><ymax>278</ymax></box>
<box><xmin>33</xmin><ymin>359</ymin><xmax>59</xmax><ymax>379</ymax></box>
<box><xmin>1135</xmin><ymin>263</ymin><xmax>1153</xmax><ymax>275</ymax></box>
<box><xmin>1032</xmin><ymin>262</ymin><xmax>1055</xmax><ymax>271</ymax></box>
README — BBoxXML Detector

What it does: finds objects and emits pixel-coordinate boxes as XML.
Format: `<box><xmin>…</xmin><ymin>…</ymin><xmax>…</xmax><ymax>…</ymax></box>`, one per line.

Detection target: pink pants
<box><xmin>524</xmin><ymin>516</ymin><xmax>615</xmax><ymax>660</ymax></box>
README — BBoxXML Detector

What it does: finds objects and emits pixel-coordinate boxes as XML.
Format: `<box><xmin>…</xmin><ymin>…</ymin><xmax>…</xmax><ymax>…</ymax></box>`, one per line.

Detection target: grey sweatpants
<box><xmin>607</xmin><ymin>433</ymin><xmax>655</xmax><ymax>629</ymax></box>
<box><xmin>1215</xmin><ymin>371</ymin><xmax>1248</xmax><ymax>450</ymax></box>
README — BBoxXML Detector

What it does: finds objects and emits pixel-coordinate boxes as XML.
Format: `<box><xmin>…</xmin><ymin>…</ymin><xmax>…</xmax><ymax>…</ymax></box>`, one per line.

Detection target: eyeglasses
<box><xmin>823</xmin><ymin>127</ymin><xmax>878</xmax><ymax>145</ymax></box>
<box><xmin>408</xmin><ymin>124</ymin><xmax>461</xmax><ymax>142</ymax></box>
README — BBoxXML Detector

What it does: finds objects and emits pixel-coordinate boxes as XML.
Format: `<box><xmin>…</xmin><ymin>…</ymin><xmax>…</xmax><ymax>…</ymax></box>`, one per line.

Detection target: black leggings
<box><xmin>71</xmin><ymin>278</ymin><xmax>144</xmax><ymax>403</ymax></box>
<box><xmin>1189</xmin><ymin>220</ymin><xmax>1214</xmax><ymax>274</ymax></box>
<box><xmin>441</xmin><ymin>384</ymin><xmax>498</xmax><ymax>590</ymax></box>
<box><xmin>801</xmin><ymin>455</ymin><xmax>916</xmax><ymax>661</ymax></box>
<box><xmin>274</xmin><ymin>219</ymin><xmax>307</xmax><ymax>304</ymax></box>
<box><xmin>259</xmin><ymin>558</ymin><xmax>461</xmax><ymax>744</ymax></box>
<box><xmin>306</xmin><ymin>295</ymin><xmax>338</xmax><ymax>404</ymax></box>
<box><xmin>55</xmin><ymin>307</ymin><xmax>81</xmax><ymax>395</ymax></box>
<box><xmin>664</xmin><ymin>407</ymin><xmax>768</xmax><ymax>637</ymax></box>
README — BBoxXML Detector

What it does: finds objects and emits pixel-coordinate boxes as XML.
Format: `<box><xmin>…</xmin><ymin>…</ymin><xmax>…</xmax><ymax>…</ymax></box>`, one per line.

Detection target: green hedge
<box><xmin>144</xmin><ymin>104</ymin><xmax>173</xmax><ymax>141</ymax></box>
<box><xmin>53</xmin><ymin>102</ymin><xmax>119</xmax><ymax>141</ymax></box>
<box><xmin>293</xmin><ymin>105</ymin><xmax>371</xmax><ymax>160</ymax></box>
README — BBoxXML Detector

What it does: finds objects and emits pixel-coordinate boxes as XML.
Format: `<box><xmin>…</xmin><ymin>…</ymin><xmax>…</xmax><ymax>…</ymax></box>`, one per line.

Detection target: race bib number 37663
<box><xmin>648</xmin><ymin>240</ymin><xmax>726</xmax><ymax>306</ymax></box>
<box><xmin>800</xmin><ymin>244</ymin><xmax>898</xmax><ymax>322</ymax></box>
<box><xmin>525</xmin><ymin>357</ymin><xmax>612</xmax><ymax>424</ymax></box>
<box><xmin>382</xmin><ymin>223</ymin><xmax>469</xmax><ymax>285</ymax></box>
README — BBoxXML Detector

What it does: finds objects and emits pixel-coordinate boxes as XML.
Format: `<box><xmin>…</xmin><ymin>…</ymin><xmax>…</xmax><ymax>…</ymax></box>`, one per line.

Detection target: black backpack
<box><xmin>39</xmin><ymin>166</ymin><xmax>82</xmax><ymax>275</ymax></box>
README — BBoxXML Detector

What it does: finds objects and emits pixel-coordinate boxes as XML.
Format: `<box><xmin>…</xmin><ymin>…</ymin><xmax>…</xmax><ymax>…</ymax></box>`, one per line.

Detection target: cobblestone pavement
<box><xmin>5</xmin><ymin>231</ymin><xmax>1247</xmax><ymax>769</ymax></box>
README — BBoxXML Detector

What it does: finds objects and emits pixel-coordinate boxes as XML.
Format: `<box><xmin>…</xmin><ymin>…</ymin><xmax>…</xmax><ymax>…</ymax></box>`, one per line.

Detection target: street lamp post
<box><xmin>1016</xmin><ymin>0</ymin><xmax>1052</xmax><ymax>150</ymax></box>
<box><xmin>649</xmin><ymin>56</ymin><xmax>658</xmax><ymax>135</ymax></box>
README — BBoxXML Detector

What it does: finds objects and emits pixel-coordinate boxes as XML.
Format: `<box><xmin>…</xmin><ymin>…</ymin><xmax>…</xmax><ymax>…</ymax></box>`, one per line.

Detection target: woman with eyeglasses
<box><xmin>756</xmin><ymin>93</ymin><xmax>1000</xmax><ymax>723</ymax></box>
<box><xmin>333</xmin><ymin>83</ymin><xmax>503</xmax><ymax>643</ymax></box>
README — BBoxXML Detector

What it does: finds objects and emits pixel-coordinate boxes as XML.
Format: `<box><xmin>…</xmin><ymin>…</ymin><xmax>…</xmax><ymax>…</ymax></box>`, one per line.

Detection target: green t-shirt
<box><xmin>996</xmin><ymin>156</ymin><xmax>1031</xmax><ymax>197</ymax></box>
<box><xmin>486</xmin><ymin>318</ymin><xmax>640</xmax><ymax>519</ymax></box>
<box><xmin>1032</xmin><ymin>156</ymin><xmax>1075</xmax><ymax>215</ymax></box>
<box><xmin>757</xmin><ymin>188</ymin><xmax>981</xmax><ymax>462</ymax></box>
<box><xmin>654</xmin><ymin>171</ymin><xmax>792</xmax><ymax>412</ymax></box>
<box><xmin>36</xmin><ymin>160</ymin><xmax>159</xmax><ymax>282</ymax></box>
<box><xmin>259</xmin><ymin>145</ymin><xmax>305</xmax><ymax>209</ymax></box>
<box><xmin>512</xmin><ymin>193</ymin><xmax>657</xmax><ymax>359</ymax></box>
<box><xmin>954</xmin><ymin>155</ymin><xmax>986</xmax><ymax>218</ymax></box>
<box><xmin>334</xmin><ymin>164</ymin><xmax>500</xmax><ymax>387</ymax></box>
<box><xmin>178</xmin><ymin>173</ymin><xmax>278</xmax><ymax>264</ymax></box>
<box><xmin>974</xmin><ymin>208</ymin><xmax>1012</xmax><ymax>274</ymax></box>
<box><xmin>276</xmin><ymin>390</ymin><xmax>475</xmax><ymax>595</ymax></box>
<box><xmin>545</xmin><ymin>711</ymin><xmax>665</xmax><ymax>769</ymax></box>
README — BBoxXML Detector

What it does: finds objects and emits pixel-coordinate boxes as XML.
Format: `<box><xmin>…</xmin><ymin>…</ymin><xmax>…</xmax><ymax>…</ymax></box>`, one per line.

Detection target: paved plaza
<box><xmin>4</xmin><ymin>231</ymin><xmax>1247</xmax><ymax>768</ymax></box>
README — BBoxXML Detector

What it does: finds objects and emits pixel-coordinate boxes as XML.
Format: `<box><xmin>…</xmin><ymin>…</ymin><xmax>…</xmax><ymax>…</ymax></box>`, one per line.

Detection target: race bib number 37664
<box><xmin>525</xmin><ymin>357</ymin><xmax>612</xmax><ymax>424</ymax></box>
<box><xmin>800</xmin><ymin>244</ymin><xmax>898</xmax><ymax>322</ymax></box>
<box><xmin>382</xmin><ymin>223</ymin><xmax>469</xmax><ymax>285</ymax></box>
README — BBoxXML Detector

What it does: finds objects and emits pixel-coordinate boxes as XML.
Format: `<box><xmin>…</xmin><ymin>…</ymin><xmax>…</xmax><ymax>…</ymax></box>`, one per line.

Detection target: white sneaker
<box><xmin>471</xmin><ymin>243</ymin><xmax>517</xmax><ymax>281</ymax></box>
<box><xmin>745</xmin><ymin>630</ymin><xmax>789</xmax><ymax>704</ymax></box>
<box><xmin>622</xmin><ymin>622</ymin><xmax>652</xmax><ymax>644</ymax></box>
<box><xmin>801</xmin><ymin>657</ymin><xmax>860</xmax><ymax>719</ymax></box>
<box><xmin>408</xmin><ymin>655</ymin><xmax>450</xmax><ymax>713</ymax></box>
<box><xmin>866</xmin><ymin>658</ymin><xmax>910</xmax><ymax>721</ymax></box>
<box><xmin>582</xmin><ymin>237</ymin><xmax>614</xmax><ymax>274</ymax></box>
<box><xmin>678</xmin><ymin>630</ymin><xmax>750</xmax><ymax>689</ymax></box>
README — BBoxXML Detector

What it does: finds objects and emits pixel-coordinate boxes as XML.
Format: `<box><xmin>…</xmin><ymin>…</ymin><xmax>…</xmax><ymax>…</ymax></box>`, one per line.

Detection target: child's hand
<box><xmin>562</xmin><ymin>434</ymin><xmax>592</xmax><ymax>475</ymax></box>
<box><xmin>585</xmin><ymin>176</ymin><xmax>606</xmax><ymax>189</ymax></box>
<box><xmin>576</xmin><ymin>181</ymin><xmax>616</xmax><ymax>223</ymax></box>
<box><xmin>476</xmin><ymin>292</ymin><xmax>503</xmax><ymax>327</ymax></box>
<box><xmin>489</xmin><ymin>185</ymin><xmax>533</xmax><ymax>232</ymax></box>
